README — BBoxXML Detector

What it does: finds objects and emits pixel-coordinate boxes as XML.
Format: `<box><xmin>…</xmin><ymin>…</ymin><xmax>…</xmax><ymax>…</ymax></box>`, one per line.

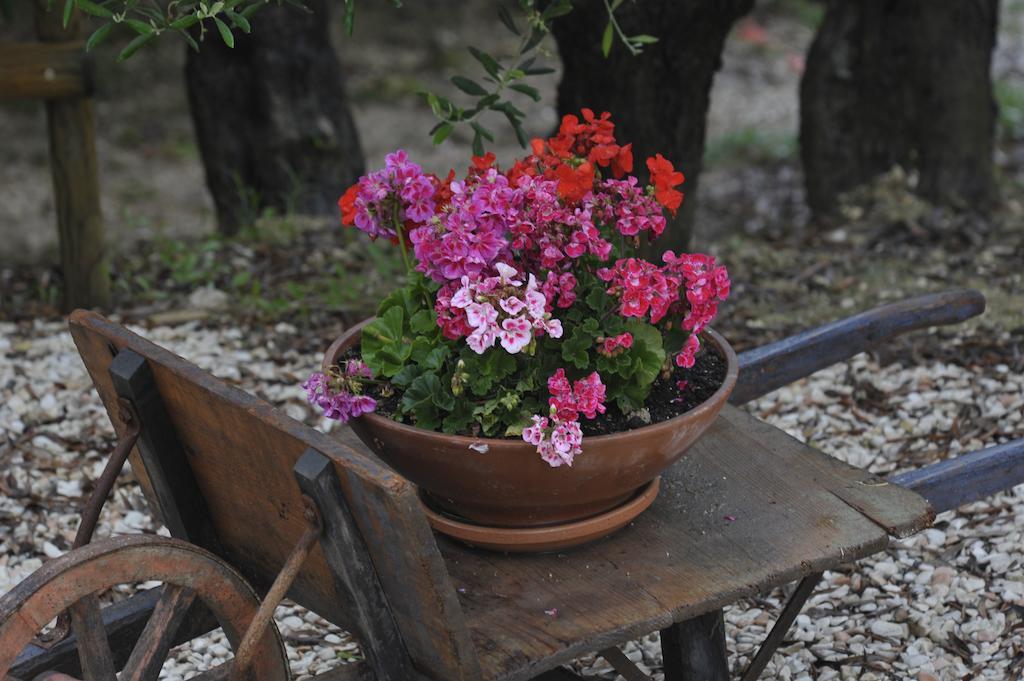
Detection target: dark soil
<box><xmin>339</xmin><ymin>343</ymin><xmax>728</xmax><ymax>438</ymax></box>
<box><xmin>583</xmin><ymin>345</ymin><xmax>727</xmax><ymax>436</ymax></box>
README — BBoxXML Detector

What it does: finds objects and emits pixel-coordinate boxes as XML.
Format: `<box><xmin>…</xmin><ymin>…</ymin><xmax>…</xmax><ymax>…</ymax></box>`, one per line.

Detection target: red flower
<box><xmin>471</xmin><ymin>152</ymin><xmax>497</xmax><ymax>170</ymax></box>
<box><xmin>611</xmin><ymin>143</ymin><xmax>633</xmax><ymax>178</ymax></box>
<box><xmin>555</xmin><ymin>162</ymin><xmax>595</xmax><ymax>203</ymax></box>
<box><xmin>432</xmin><ymin>169</ymin><xmax>456</xmax><ymax>206</ymax></box>
<box><xmin>338</xmin><ymin>184</ymin><xmax>359</xmax><ymax>226</ymax></box>
<box><xmin>646</xmin><ymin>153</ymin><xmax>685</xmax><ymax>216</ymax></box>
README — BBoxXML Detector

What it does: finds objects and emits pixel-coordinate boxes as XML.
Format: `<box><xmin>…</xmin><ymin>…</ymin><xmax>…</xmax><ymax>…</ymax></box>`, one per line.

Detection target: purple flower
<box><xmin>303</xmin><ymin>365</ymin><xmax>377</xmax><ymax>424</ymax></box>
<box><xmin>350</xmin><ymin>150</ymin><xmax>437</xmax><ymax>241</ymax></box>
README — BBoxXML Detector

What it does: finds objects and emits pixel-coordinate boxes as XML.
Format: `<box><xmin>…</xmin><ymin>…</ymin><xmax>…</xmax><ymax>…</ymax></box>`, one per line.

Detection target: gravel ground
<box><xmin>2</xmin><ymin>316</ymin><xmax>1022</xmax><ymax>680</ymax></box>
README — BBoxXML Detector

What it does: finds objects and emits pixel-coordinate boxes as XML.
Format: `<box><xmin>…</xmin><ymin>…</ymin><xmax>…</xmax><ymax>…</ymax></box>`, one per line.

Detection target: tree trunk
<box><xmin>552</xmin><ymin>0</ymin><xmax>754</xmax><ymax>250</ymax></box>
<box><xmin>800</xmin><ymin>0</ymin><xmax>999</xmax><ymax>217</ymax></box>
<box><xmin>185</xmin><ymin>0</ymin><xmax>364</xmax><ymax>235</ymax></box>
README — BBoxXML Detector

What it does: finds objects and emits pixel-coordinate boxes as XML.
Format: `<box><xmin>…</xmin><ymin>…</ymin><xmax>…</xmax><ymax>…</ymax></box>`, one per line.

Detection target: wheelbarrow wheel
<box><xmin>0</xmin><ymin>534</ymin><xmax>290</xmax><ymax>681</ymax></box>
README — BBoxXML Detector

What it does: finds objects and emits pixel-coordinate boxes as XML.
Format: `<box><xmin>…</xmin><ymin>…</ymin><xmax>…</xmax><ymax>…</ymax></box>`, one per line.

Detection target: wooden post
<box><xmin>660</xmin><ymin>610</ymin><xmax>730</xmax><ymax>681</ymax></box>
<box><xmin>33</xmin><ymin>0</ymin><xmax>109</xmax><ymax>311</ymax></box>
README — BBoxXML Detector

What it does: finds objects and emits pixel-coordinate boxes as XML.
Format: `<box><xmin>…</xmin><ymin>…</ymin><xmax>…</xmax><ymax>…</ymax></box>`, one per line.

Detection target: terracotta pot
<box><xmin>323</xmin><ymin>320</ymin><xmax>738</xmax><ymax>529</ymax></box>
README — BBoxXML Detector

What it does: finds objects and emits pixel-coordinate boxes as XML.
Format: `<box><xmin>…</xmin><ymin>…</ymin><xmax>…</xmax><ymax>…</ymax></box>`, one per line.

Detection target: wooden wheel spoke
<box><xmin>68</xmin><ymin>594</ymin><xmax>117</xmax><ymax>681</ymax></box>
<box><xmin>120</xmin><ymin>585</ymin><xmax>197</xmax><ymax>681</ymax></box>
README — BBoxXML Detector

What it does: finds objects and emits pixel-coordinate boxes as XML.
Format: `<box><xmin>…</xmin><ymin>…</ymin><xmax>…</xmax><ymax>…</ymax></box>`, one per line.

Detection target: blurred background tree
<box><xmin>1</xmin><ymin>0</ymin><xmax>1017</xmax><ymax>315</ymax></box>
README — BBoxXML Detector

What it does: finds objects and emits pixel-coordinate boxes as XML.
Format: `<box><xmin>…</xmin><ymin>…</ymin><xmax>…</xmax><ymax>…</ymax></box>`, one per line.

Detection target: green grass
<box><xmin>704</xmin><ymin>126</ymin><xmax>797</xmax><ymax>168</ymax></box>
<box><xmin>995</xmin><ymin>79</ymin><xmax>1024</xmax><ymax>141</ymax></box>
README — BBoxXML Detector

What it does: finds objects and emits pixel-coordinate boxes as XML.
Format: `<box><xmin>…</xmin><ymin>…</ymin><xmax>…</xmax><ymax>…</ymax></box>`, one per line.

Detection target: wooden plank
<box><xmin>439</xmin><ymin>404</ymin><xmax>931</xmax><ymax>681</ymax></box>
<box><xmin>720</xmin><ymin>408</ymin><xmax>934</xmax><ymax>538</ymax></box>
<box><xmin>68</xmin><ymin>595</ymin><xmax>116</xmax><ymax>681</ymax></box>
<box><xmin>11</xmin><ymin>587</ymin><xmax>218</xmax><ymax>679</ymax></box>
<box><xmin>109</xmin><ymin>349</ymin><xmax>219</xmax><ymax>550</ymax></box>
<box><xmin>731</xmin><ymin>289</ymin><xmax>986</xmax><ymax>405</ymax></box>
<box><xmin>294</xmin><ymin>450</ymin><xmax>418</xmax><ymax>681</ymax></box>
<box><xmin>121</xmin><ymin>585</ymin><xmax>196</xmax><ymax>681</ymax></box>
<box><xmin>68</xmin><ymin>311</ymin><xmax>481</xmax><ymax>681</ymax></box>
<box><xmin>889</xmin><ymin>438</ymin><xmax>1024</xmax><ymax>513</ymax></box>
<box><xmin>660</xmin><ymin>611</ymin><xmax>728</xmax><ymax>681</ymax></box>
<box><xmin>34</xmin><ymin>1</ymin><xmax>109</xmax><ymax>310</ymax></box>
<box><xmin>0</xmin><ymin>42</ymin><xmax>91</xmax><ymax>100</ymax></box>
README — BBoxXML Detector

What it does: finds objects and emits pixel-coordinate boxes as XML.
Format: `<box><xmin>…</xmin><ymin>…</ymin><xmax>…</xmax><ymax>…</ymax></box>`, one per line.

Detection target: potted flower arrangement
<box><xmin>306</xmin><ymin>109</ymin><xmax>737</xmax><ymax>551</ymax></box>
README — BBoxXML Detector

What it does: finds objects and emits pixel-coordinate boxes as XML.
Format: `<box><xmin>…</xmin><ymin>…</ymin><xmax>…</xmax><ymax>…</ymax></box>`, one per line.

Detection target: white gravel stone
<box><xmin>2</xmin><ymin>320</ymin><xmax>1022</xmax><ymax>679</ymax></box>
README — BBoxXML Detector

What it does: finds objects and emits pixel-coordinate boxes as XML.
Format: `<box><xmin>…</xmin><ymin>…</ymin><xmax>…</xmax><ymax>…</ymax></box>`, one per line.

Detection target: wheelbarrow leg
<box><xmin>660</xmin><ymin>610</ymin><xmax>729</xmax><ymax>681</ymax></box>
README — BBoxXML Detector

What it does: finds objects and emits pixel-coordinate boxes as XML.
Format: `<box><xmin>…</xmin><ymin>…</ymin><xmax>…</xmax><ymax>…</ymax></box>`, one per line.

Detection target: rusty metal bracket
<box><xmin>740</xmin><ymin>572</ymin><xmax>823</xmax><ymax>681</ymax></box>
<box><xmin>598</xmin><ymin>646</ymin><xmax>652</xmax><ymax>681</ymax></box>
<box><xmin>231</xmin><ymin>496</ymin><xmax>323</xmax><ymax>681</ymax></box>
<box><xmin>31</xmin><ymin>398</ymin><xmax>141</xmax><ymax>650</ymax></box>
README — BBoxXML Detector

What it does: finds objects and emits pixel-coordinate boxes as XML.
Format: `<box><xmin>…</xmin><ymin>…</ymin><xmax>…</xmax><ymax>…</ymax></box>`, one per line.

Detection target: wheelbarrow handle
<box><xmin>731</xmin><ymin>288</ymin><xmax>986</xmax><ymax>405</ymax></box>
<box><xmin>889</xmin><ymin>439</ymin><xmax>1024</xmax><ymax>514</ymax></box>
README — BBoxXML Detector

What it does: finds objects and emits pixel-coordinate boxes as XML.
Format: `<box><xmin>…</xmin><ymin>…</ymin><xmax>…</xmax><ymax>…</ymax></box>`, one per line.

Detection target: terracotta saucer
<box><xmin>420</xmin><ymin>478</ymin><xmax>661</xmax><ymax>553</ymax></box>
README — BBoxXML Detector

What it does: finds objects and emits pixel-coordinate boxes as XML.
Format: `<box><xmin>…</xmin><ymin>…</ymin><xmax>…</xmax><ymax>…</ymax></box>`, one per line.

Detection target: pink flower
<box><xmin>675</xmin><ymin>333</ymin><xmax>701</xmax><ymax>368</ymax></box>
<box><xmin>547</xmin><ymin>368</ymin><xmax>606</xmax><ymax>421</ymax></box>
<box><xmin>573</xmin><ymin>372</ymin><xmax>607</xmax><ymax>419</ymax></box>
<box><xmin>522</xmin><ymin>415</ymin><xmax>548</xmax><ymax>446</ymax></box>
<box><xmin>598</xmin><ymin>332</ymin><xmax>633</xmax><ymax>356</ymax></box>
<box><xmin>466</xmin><ymin>302</ymin><xmax>498</xmax><ymax>329</ymax></box>
<box><xmin>467</xmin><ymin>326</ymin><xmax>497</xmax><ymax>354</ymax></box>
<box><xmin>499</xmin><ymin>316</ymin><xmax>533</xmax><ymax>353</ymax></box>
<box><xmin>522</xmin><ymin>414</ymin><xmax>582</xmax><ymax>467</ymax></box>
<box><xmin>500</xmin><ymin>296</ymin><xmax>526</xmax><ymax>315</ymax></box>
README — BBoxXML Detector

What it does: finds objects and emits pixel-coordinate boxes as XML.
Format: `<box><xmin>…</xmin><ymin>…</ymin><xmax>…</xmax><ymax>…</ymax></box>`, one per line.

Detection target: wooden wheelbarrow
<box><xmin>2</xmin><ymin>288</ymin><xmax>1022</xmax><ymax>681</ymax></box>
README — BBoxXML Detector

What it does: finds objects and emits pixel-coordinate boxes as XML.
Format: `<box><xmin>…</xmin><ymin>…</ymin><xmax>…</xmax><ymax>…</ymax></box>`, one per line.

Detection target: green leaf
<box><xmin>470</xmin><ymin>121</ymin><xmax>494</xmax><ymax>142</ymax></box>
<box><xmin>62</xmin><ymin>0</ymin><xmax>73</xmax><ymax>28</ymax></box>
<box><xmin>178</xmin><ymin>29</ymin><xmax>200</xmax><ymax>52</ymax></box>
<box><xmin>226</xmin><ymin>9</ymin><xmax>251</xmax><ymax>32</ymax></box>
<box><xmin>508</xmin><ymin>116</ymin><xmax>528</xmax><ymax>148</ymax></box>
<box><xmin>76</xmin><ymin>0</ymin><xmax>112</xmax><ymax>18</ymax></box>
<box><xmin>124</xmin><ymin>18</ymin><xmax>154</xmax><ymax>35</ymax></box>
<box><xmin>419</xmin><ymin>346</ymin><xmax>450</xmax><ymax>372</ymax></box>
<box><xmin>601</xmin><ymin>21</ymin><xmax>614</xmax><ymax>57</ymax></box>
<box><xmin>523</xmin><ymin>28</ymin><xmax>546</xmax><ymax>52</ymax></box>
<box><xmin>630</xmin><ymin>34</ymin><xmax>659</xmax><ymax>44</ymax></box>
<box><xmin>391</xmin><ymin>364</ymin><xmax>422</xmax><ymax>389</ymax></box>
<box><xmin>432</xmin><ymin>122</ymin><xmax>453</xmax><ymax>145</ymax></box>
<box><xmin>508</xmin><ymin>83</ymin><xmax>540</xmax><ymax>101</ymax></box>
<box><xmin>624</xmin><ymin>320</ymin><xmax>666</xmax><ymax>388</ymax></box>
<box><xmin>169</xmin><ymin>14</ymin><xmax>199</xmax><ymax>29</ymax></box>
<box><xmin>343</xmin><ymin>0</ymin><xmax>355</xmax><ymax>34</ymax></box>
<box><xmin>584</xmin><ymin>286</ymin><xmax>609</xmax><ymax>312</ymax></box>
<box><xmin>540</xmin><ymin>0</ymin><xmax>572</xmax><ymax>22</ymax></box>
<box><xmin>214</xmin><ymin>16</ymin><xmax>234</xmax><ymax>48</ymax></box>
<box><xmin>471</xmin><ymin>129</ymin><xmax>485</xmax><ymax>157</ymax></box>
<box><xmin>117</xmin><ymin>31</ymin><xmax>156</xmax><ymax>61</ymax></box>
<box><xmin>497</xmin><ymin>4</ymin><xmax>519</xmax><ymax>35</ymax></box>
<box><xmin>468</xmin><ymin>46</ymin><xmax>501</xmax><ymax>78</ymax></box>
<box><xmin>451</xmin><ymin>75</ymin><xmax>487</xmax><ymax>96</ymax></box>
<box><xmin>561</xmin><ymin>318</ymin><xmax>600</xmax><ymax>369</ymax></box>
<box><xmin>409</xmin><ymin>309</ymin><xmax>437</xmax><ymax>335</ymax></box>
<box><xmin>360</xmin><ymin>306</ymin><xmax>409</xmax><ymax>377</ymax></box>
<box><xmin>401</xmin><ymin>374</ymin><xmax>447</xmax><ymax>430</ymax></box>
<box><xmin>441</xmin><ymin>400</ymin><xmax>476</xmax><ymax>434</ymax></box>
<box><xmin>85</xmin><ymin>22</ymin><xmax>113</xmax><ymax>51</ymax></box>
<box><xmin>524</xmin><ymin>65</ymin><xmax>556</xmax><ymax>75</ymax></box>
<box><xmin>464</xmin><ymin>350</ymin><xmax>517</xmax><ymax>396</ymax></box>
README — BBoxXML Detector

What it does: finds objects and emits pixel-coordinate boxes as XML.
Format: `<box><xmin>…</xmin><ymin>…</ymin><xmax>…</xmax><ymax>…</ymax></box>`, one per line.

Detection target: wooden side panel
<box><xmin>68</xmin><ymin>311</ymin><xmax>480</xmax><ymax>681</ymax></box>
